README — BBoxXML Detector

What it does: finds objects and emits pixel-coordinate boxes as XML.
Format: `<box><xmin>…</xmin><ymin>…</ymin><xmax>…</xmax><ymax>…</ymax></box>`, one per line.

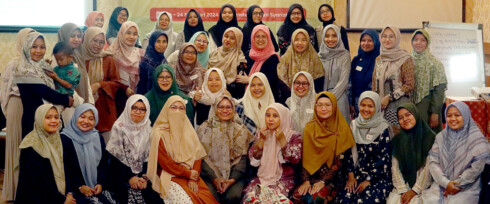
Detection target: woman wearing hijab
<box><xmin>197</xmin><ymin>95</ymin><xmax>254</xmax><ymax>203</ymax></box>
<box><xmin>249</xmin><ymin>25</ymin><xmax>288</xmax><ymax>104</ymax></box>
<box><xmin>277</xmin><ymin>29</ymin><xmax>324</xmax><ymax>93</ymax></box>
<box><xmin>243</xmin><ymin>103</ymin><xmax>302</xmax><ymax>203</ymax></box>
<box><xmin>319</xmin><ymin>24</ymin><xmax>352</xmax><ymax>124</ymax></box>
<box><xmin>277</xmin><ymin>3</ymin><xmax>317</xmax><ymax>55</ymax></box>
<box><xmin>137</xmin><ymin>31</ymin><xmax>168</xmax><ymax>95</ymax></box>
<box><xmin>207</xmin><ymin>27</ymin><xmax>247</xmax><ymax>99</ymax></box>
<box><xmin>387</xmin><ymin>103</ymin><xmax>435</xmax><ymax>204</ymax></box>
<box><xmin>337</xmin><ymin>91</ymin><xmax>392</xmax><ymax>204</ymax></box>
<box><xmin>61</xmin><ymin>104</ymin><xmax>114</xmax><ymax>203</ymax></box>
<box><xmin>372</xmin><ymin>26</ymin><xmax>414</xmax><ymax>126</ymax></box>
<box><xmin>16</xmin><ymin>32</ymin><xmax>72</xmax><ymax>137</ymax></box>
<box><xmin>175</xmin><ymin>9</ymin><xmax>214</xmax><ymax>51</ymax></box>
<box><xmin>236</xmin><ymin>72</ymin><xmax>275</xmax><ymax>136</ymax></box>
<box><xmin>241</xmin><ymin>5</ymin><xmax>279</xmax><ymax>66</ymax></box>
<box><xmin>349</xmin><ymin>29</ymin><xmax>381</xmax><ymax>117</ymax></box>
<box><xmin>107</xmin><ymin>95</ymin><xmax>164</xmax><ymax>204</ymax></box>
<box><xmin>425</xmin><ymin>102</ymin><xmax>489</xmax><ymax>203</ymax></box>
<box><xmin>316</xmin><ymin>4</ymin><xmax>349</xmax><ymax>50</ymax></box>
<box><xmin>145</xmin><ymin>64</ymin><xmax>194</xmax><ymax>124</ymax></box>
<box><xmin>0</xmin><ymin>27</ymin><xmax>34</xmax><ymax>201</ymax></box>
<box><xmin>106</xmin><ymin>7</ymin><xmax>128</xmax><ymax>45</ymax></box>
<box><xmin>107</xmin><ymin>21</ymin><xmax>144</xmax><ymax>92</ymax></box>
<box><xmin>208</xmin><ymin>4</ymin><xmax>240</xmax><ymax>47</ymax></box>
<box><xmin>146</xmin><ymin>95</ymin><xmax>218</xmax><ymax>204</ymax></box>
<box><xmin>189</xmin><ymin>68</ymin><xmax>229</xmax><ymax>126</ymax></box>
<box><xmin>85</xmin><ymin>11</ymin><xmax>105</xmax><ymax>28</ymax></box>
<box><xmin>411</xmin><ymin>29</ymin><xmax>447</xmax><ymax>133</ymax></box>
<box><xmin>168</xmin><ymin>31</ymin><xmax>211</xmax><ymax>68</ymax></box>
<box><xmin>285</xmin><ymin>71</ymin><xmax>316</xmax><ymax>133</ymax></box>
<box><xmin>16</xmin><ymin>104</ymin><xmax>76</xmax><ymax>204</ymax></box>
<box><xmin>83</xmin><ymin>27</ymin><xmax>130</xmax><ymax>132</ymax></box>
<box><xmin>58</xmin><ymin>22</ymin><xmax>94</xmax><ymax>104</ymax></box>
<box><xmin>294</xmin><ymin>92</ymin><xmax>355</xmax><ymax>203</ymax></box>
<box><xmin>142</xmin><ymin>11</ymin><xmax>178</xmax><ymax>58</ymax></box>
<box><xmin>171</xmin><ymin>43</ymin><xmax>206</xmax><ymax>95</ymax></box>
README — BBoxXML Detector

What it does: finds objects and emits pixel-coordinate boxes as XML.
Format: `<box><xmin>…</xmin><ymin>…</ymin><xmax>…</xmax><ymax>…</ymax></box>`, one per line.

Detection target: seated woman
<box><xmin>337</xmin><ymin>91</ymin><xmax>392</xmax><ymax>203</ymax></box>
<box><xmin>197</xmin><ymin>95</ymin><xmax>254</xmax><ymax>203</ymax></box>
<box><xmin>293</xmin><ymin>91</ymin><xmax>355</xmax><ymax>203</ymax></box>
<box><xmin>387</xmin><ymin>103</ymin><xmax>435</xmax><ymax>204</ymax></box>
<box><xmin>425</xmin><ymin>101</ymin><xmax>489</xmax><ymax>204</ymax></box>
<box><xmin>170</xmin><ymin>43</ymin><xmax>206</xmax><ymax>95</ymax></box>
<box><xmin>60</xmin><ymin>104</ymin><xmax>114</xmax><ymax>203</ymax></box>
<box><xmin>236</xmin><ymin>72</ymin><xmax>275</xmax><ymax>136</ymax></box>
<box><xmin>277</xmin><ymin>29</ymin><xmax>324</xmax><ymax>93</ymax></box>
<box><xmin>16</xmin><ymin>104</ymin><xmax>76</xmax><ymax>204</ymax></box>
<box><xmin>137</xmin><ymin>31</ymin><xmax>168</xmax><ymax>95</ymax></box>
<box><xmin>285</xmin><ymin>71</ymin><xmax>316</xmax><ymax>133</ymax></box>
<box><xmin>189</xmin><ymin>68</ymin><xmax>230</xmax><ymax>126</ymax></box>
<box><xmin>207</xmin><ymin>27</ymin><xmax>248</xmax><ymax>99</ymax></box>
<box><xmin>107</xmin><ymin>95</ymin><xmax>164</xmax><ymax>204</ymax></box>
<box><xmin>243</xmin><ymin>103</ymin><xmax>302</xmax><ymax>203</ymax></box>
<box><xmin>146</xmin><ymin>95</ymin><xmax>218</xmax><ymax>204</ymax></box>
<box><xmin>145</xmin><ymin>64</ymin><xmax>194</xmax><ymax>125</ymax></box>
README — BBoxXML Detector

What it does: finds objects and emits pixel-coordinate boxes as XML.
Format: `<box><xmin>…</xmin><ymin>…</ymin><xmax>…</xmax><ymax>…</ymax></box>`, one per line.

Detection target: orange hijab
<box><xmin>302</xmin><ymin>91</ymin><xmax>355</xmax><ymax>174</ymax></box>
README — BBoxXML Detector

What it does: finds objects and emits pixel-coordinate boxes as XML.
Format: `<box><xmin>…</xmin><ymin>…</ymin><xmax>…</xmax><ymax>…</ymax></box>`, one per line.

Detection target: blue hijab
<box><xmin>61</xmin><ymin>104</ymin><xmax>101</xmax><ymax>188</ymax></box>
<box><xmin>350</xmin><ymin>29</ymin><xmax>380</xmax><ymax>99</ymax></box>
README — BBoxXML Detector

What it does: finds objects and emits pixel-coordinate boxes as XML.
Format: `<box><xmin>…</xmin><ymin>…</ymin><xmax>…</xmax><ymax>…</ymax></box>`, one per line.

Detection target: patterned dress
<box><xmin>337</xmin><ymin>129</ymin><xmax>393</xmax><ymax>203</ymax></box>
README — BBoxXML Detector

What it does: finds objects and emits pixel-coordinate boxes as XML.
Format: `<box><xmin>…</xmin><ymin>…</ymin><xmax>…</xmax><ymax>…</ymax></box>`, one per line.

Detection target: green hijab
<box><xmin>392</xmin><ymin>103</ymin><xmax>436</xmax><ymax>187</ymax></box>
<box><xmin>189</xmin><ymin>31</ymin><xmax>210</xmax><ymax>67</ymax></box>
<box><xmin>411</xmin><ymin>29</ymin><xmax>447</xmax><ymax>103</ymax></box>
<box><xmin>145</xmin><ymin>64</ymin><xmax>194</xmax><ymax>124</ymax></box>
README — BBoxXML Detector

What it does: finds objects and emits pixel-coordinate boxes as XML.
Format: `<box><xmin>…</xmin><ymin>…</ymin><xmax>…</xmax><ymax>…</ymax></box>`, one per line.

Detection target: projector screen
<box><xmin>0</xmin><ymin>0</ymin><xmax>94</xmax><ymax>28</ymax></box>
<box><xmin>349</xmin><ymin>0</ymin><xmax>463</xmax><ymax>29</ymax></box>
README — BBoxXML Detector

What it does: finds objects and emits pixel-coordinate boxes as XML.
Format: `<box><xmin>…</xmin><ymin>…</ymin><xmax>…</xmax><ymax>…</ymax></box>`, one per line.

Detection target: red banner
<box><xmin>149</xmin><ymin>8</ymin><xmax>307</xmax><ymax>22</ymax></box>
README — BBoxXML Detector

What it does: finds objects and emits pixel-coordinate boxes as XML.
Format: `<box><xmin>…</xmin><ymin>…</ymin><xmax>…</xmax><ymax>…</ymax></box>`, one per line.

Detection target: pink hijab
<box><xmin>85</xmin><ymin>11</ymin><xmax>104</xmax><ymax>27</ymax></box>
<box><xmin>249</xmin><ymin>25</ymin><xmax>279</xmax><ymax>75</ymax></box>
<box><xmin>257</xmin><ymin>103</ymin><xmax>296</xmax><ymax>186</ymax></box>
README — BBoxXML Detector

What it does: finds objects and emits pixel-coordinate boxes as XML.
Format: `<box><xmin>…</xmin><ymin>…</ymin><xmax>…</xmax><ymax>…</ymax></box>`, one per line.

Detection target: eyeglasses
<box><xmin>92</xmin><ymin>39</ymin><xmax>105</xmax><ymax>46</ymax></box>
<box><xmin>195</xmin><ymin>39</ymin><xmax>208</xmax><ymax>44</ymax></box>
<box><xmin>381</xmin><ymin>35</ymin><xmax>396</xmax><ymax>39</ymax></box>
<box><xmin>252</xmin><ymin>12</ymin><xmax>264</xmax><ymax>16</ymax></box>
<box><xmin>118</xmin><ymin>14</ymin><xmax>128</xmax><ymax>18</ymax></box>
<box><xmin>291</xmin><ymin>12</ymin><xmax>302</xmax><ymax>16</ymax></box>
<box><xmin>293</xmin><ymin>81</ymin><xmax>309</xmax><ymax>87</ymax></box>
<box><xmin>315</xmin><ymin>103</ymin><xmax>331</xmax><ymax>109</ymax></box>
<box><xmin>159</xmin><ymin>19</ymin><xmax>170</xmax><ymax>22</ymax></box>
<box><xmin>170</xmin><ymin>105</ymin><xmax>186</xmax><ymax>111</ymax></box>
<box><xmin>131</xmin><ymin>106</ymin><xmax>147</xmax><ymax>113</ymax></box>
<box><xmin>320</xmin><ymin>10</ymin><xmax>331</xmax><ymax>15</ymax></box>
<box><xmin>157</xmin><ymin>75</ymin><xmax>172</xmax><ymax>81</ymax></box>
<box><xmin>217</xmin><ymin>105</ymin><xmax>233</xmax><ymax>111</ymax></box>
<box><xmin>183</xmin><ymin>50</ymin><xmax>197</xmax><ymax>55</ymax></box>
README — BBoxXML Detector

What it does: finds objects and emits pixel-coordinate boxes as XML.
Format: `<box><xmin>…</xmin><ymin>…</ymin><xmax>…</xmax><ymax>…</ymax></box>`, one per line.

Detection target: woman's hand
<box><xmin>126</xmin><ymin>88</ymin><xmax>134</xmax><ymax>97</ymax></box>
<box><xmin>356</xmin><ymin>180</ymin><xmax>370</xmax><ymax>193</ymax></box>
<box><xmin>381</xmin><ymin>95</ymin><xmax>390</xmax><ymax>110</ymax></box>
<box><xmin>213</xmin><ymin>178</ymin><xmax>224</xmax><ymax>193</ymax></box>
<box><xmin>309</xmin><ymin>181</ymin><xmax>325</xmax><ymax>195</ymax></box>
<box><xmin>221</xmin><ymin>179</ymin><xmax>235</xmax><ymax>193</ymax></box>
<box><xmin>79</xmin><ymin>185</ymin><xmax>93</xmax><ymax>197</ymax></box>
<box><xmin>401</xmin><ymin>190</ymin><xmax>417</xmax><ymax>204</ymax></box>
<box><xmin>188</xmin><ymin>181</ymin><xmax>199</xmax><ymax>193</ymax></box>
<box><xmin>430</xmin><ymin>113</ymin><xmax>439</xmax><ymax>128</ymax></box>
<box><xmin>444</xmin><ymin>181</ymin><xmax>461</xmax><ymax>196</ymax></box>
<box><xmin>345</xmin><ymin>172</ymin><xmax>357</xmax><ymax>193</ymax></box>
<box><xmin>91</xmin><ymin>83</ymin><xmax>101</xmax><ymax>94</ymax></box>
<box><xmin>297</xmin><ymin>181</ymin><xmax>311</xmax><ymax>196</ymax></box>
<box><xmin>93</xmin><ymin>184</ymin><xmax>102</xmax><ymax>195</ymax></box>
<box><xmin>129</xmin><ymin>176</ymin><xmax>140</xmax><ymax>189</ymax></box>
<box><xmin>194</xmin><ymin>91</ymin><xmax>203</xmax><ymax>102</ymax></box>
<box><xmin>235</xmin><ymin>75</ymin><xmax>249</xmax><ymax>84</ymax></box>
<box><xmin>137</xmin><ymin>177</ymin><xmax>147</xmax><ymax>189</ymax></box>
<box><xmin>189</xmin><ymin>170</ymin><xmax>199</xmax><ymax>181</ymax></box>
<box><xmin>64</xmin><ymin>193</ymin><xmax>76</xmax><ymax>204</ymax></box>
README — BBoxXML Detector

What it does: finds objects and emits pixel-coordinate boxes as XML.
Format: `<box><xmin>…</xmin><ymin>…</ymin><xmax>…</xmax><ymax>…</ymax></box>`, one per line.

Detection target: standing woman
<box><xmin>85</xmin><ymin>11</ymin><xmax>105</xmax><ymax>28</ymax></box>
<box><xmin>145</xmin><ymin>64</ymin><xmax>194</xmax><ymax>124</ymax></box>
<box><xmin>319</xmin><ymin>24</ymin><xmax>352</xmax><ymax>124</ymax></box>
<box><xmin>107</xmin><ymin>21</ymin><xmax>144</xmax><ymax>92</ymax></box>
<box><xmin>294</xmin><ymin>92</ymin><xmax>355</xmax><ymax>203</ymax></box>
<box><xmin>16</xmin><ymin>105</ymin><xmax>76</xmax><ymax>204</ymax></box>
<box><xmin>349</xmin><ymin>29</ymin><xmax>380</xmax><ymax>117</ymax></box>
<box><xmin>387</xmin><ymin>103</ymin><xmax>435</xmax><ymax>204</ymax></box>
<box><xmin>241</xmin><ymin>4</ymin><xmax>279</xmax><ymax>66</ymax></box>
<box><xmin>426</xmin><ymin>102</ymin><xmax>489</xmax><ymax>203</ymax></box>
<box><xmin>146</xmin><ymin>95</ymin><xmax>218</xmax><ymax>204</ymax></box>
<box><xmin>285</xmin><ymin>71</ymin><xmax>316</xmax><ymax>133</ymax></box>
<box><xmin>411</xmin><ymin>29</ymin><xmax>447</xmax><ymax>132</ymax></box>
<box><xmin>277</xmin><ymin>28</ymin><xmax>324</xmax><ymax>93</ymax></box>
<box><xmin>372</xmin><ymin>26</ymin><xmax>414</xmax><ymax>126</ymax></box>
<box><xmin>171</xmin><ymin>43</ymin><xmax>206</xmax><ymax>94</ymax></box>
<box><xmin>277</xmin><ymin>3</ymin><xmax>317</xmax><ymax>55</ymax></box>
<box><xmin>337</xmin><ymin>91</ymin><xmax>392</xmax><ymax>204</ymax></box>
<box><xmin>168</xmin><ymin>31</ymin><xmax>211</xmax><ymax>68</ymax></box>
<box><xmin>61</xmin><ymin>104</ymin><xmax>114</xmax><ymax>203</ymax></box>
<box><xmin>316</xmin><ymin>4</ymin><xmax>349</xmax><ymax>50</ymax></box>
<box><xmin>106</xmin><ymin>7</ymin><xmax>128</xmax><ymax>45</ymax></box>
<box><xmin>208</xmin><ymin>4</ymin><xmax>240</xmax><ymax>47</ymax></box>
<box><xmin>142</xmin><ymin>12</ymin><xmax>178</xmax><ymax>58</ymax></box>
<box><xmin>207</xmin><ymin>27</ymin><xmax>247</xmax><ymax>98</ymax></box>
<box><xmin>175</xmin><ymin>9</ymin><xmax>209</xmax><ymax>51</ymax></box>
<box><xmin>107</xmin><ymin>95</ymin><xmax>164</xmax><ymax>204</ymax></box>
<box><xmin>0</xmin><ymin>27</ymin><xmax>34</xmax><ymax>201</ymax></box>
<box><xmin>137</xmin><ymin>31</ymin><xmax>168</xmax><ymax>95</ymax></box>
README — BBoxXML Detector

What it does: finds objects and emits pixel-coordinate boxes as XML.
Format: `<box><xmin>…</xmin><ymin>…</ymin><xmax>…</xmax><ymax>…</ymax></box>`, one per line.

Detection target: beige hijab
<box><xmin>16</xmin><ymin>28</ymin><xmax>35</xmax><ymax>58</ymax></box>
<box><xmin>82</xmin><ymin>27</ymin><xmax>107</xmax><ymax>84</ymax></box>
<box><xmin>146</xmin><ymin>95</ymin><xmax>206</xmax><ymax>197</ymax></box>
<box><xmin>207</xmin><ymin>27</ymin><xmax>246</xmax><ymax>84</ymax></box>
<box><xmin>19</xmin><ymin>104</ymin><xmax>65</xmax><ymax>194</ymax></box>
<box><xmin>278</xmin><ymin>29</ymin><xmax>324</xmax><ymax>86</ymax></box>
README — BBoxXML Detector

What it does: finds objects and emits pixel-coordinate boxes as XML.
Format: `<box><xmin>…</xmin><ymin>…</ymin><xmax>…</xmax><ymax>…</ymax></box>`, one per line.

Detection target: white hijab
<box><xmin>286</xmin><ymin>71</ymin><xmax>316</xmax><ymax>133</ymax></box>
<box><xmin>238</xmin><ymin>72</ymin><xmax>275</xmax><ymax>129</ymax></box>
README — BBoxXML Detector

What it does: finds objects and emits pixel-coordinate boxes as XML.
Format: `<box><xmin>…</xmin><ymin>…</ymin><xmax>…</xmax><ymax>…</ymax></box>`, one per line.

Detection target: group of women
<box><xmin>0</xmin><ymin>2</ymin><xmax>489</xmax><ymax>204</ymax></box>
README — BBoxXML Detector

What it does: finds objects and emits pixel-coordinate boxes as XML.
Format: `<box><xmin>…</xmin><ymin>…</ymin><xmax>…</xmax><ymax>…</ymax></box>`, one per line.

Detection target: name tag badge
<box><xmin>366</xmin><ymin>134</ymin><xmax>374</xmax><ymax>140</ymax></box>
<box><xmin>306</xmin><ymin>109</ymin><xmax>314</xmax><ymax>113</ymax></box>
<box><xmin>190</xmin><ymin>74</ymin><xmax>198</xmax><ymax>80</ymax></box>
<box><xmin>356</xmin><ymin>66</ymin><xmax>363</xmax><ymax>71</ymax></box>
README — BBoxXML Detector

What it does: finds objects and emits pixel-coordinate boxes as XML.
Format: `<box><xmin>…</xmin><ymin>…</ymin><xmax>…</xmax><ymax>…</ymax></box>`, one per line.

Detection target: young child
<box><xmin>45</xmin><ymin>41</ymin><xmax>80</xmax><ymax>96</ymax></box>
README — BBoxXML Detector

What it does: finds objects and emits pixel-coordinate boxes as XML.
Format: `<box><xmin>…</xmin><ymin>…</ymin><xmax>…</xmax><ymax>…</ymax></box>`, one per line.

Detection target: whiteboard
<box><xmin>424</xmin><ymin>22</ymin><xmax>485</xmax><ymax>97</ymax></box>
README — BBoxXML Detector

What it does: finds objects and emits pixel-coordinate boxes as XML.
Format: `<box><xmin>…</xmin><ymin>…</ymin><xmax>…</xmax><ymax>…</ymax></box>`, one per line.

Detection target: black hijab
<box><xmin>318</xmin><ymin>4</ymin><xmax>336</xmax><ymax>26</ymax></box>
<box><xmin>209</xmin><ymin>4</ymin><xmax>240</xmax><ymax>47</ymax></box>
<box><xmin>106</xmin><ymin>7</ymin><xmax>128</xmax><ymax>41</ymax></box>
<box><xmin>183</xmin><ymin>9</ymin><xmax>205</xmax><ymax>42</ymax></box>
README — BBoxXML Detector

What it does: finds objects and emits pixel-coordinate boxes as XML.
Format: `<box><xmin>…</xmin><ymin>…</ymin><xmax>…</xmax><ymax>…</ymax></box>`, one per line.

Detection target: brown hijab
<box><xmin>172</xmin><ymin>43</ymin><xmax>206</xmax><ymax>93</ymax></box>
